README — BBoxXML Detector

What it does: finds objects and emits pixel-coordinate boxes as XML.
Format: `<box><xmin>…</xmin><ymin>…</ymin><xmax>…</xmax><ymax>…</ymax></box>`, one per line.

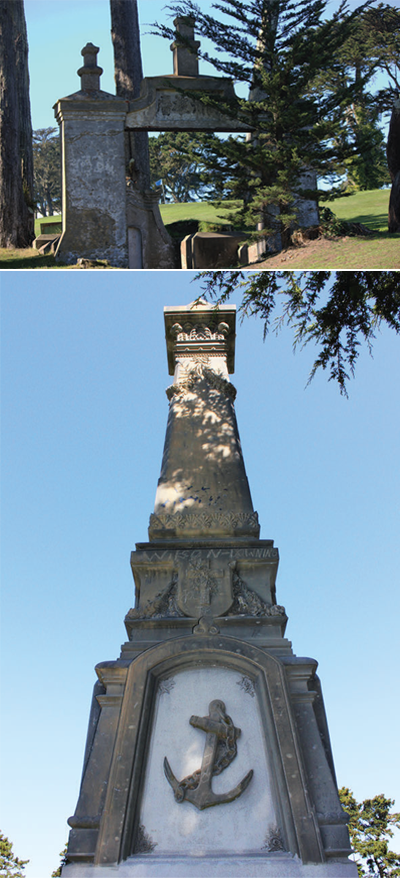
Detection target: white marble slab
<box><xmin>139</xmin><ymin>667</ymin><xmax>277</xmax><ymax>855</ymax></box>
<box><xmin>62</xmin><ymin>853</ymin><xmax>359</xmax><ymax>877</ymax></box>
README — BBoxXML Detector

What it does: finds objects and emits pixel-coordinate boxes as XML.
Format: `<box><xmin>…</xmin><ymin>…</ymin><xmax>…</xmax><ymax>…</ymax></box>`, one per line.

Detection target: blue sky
<box><xmin>25</xmin><ymin>0</ymin><xmax>392</xmax><ymax>131</ymax></box>
<box><xmin>1</xmin><ymin>270</ymin><xmax>400</xmax><ymax>876</ymax></box>
<box><xmin>25</xmin><ymin>0</ymin><xmax>229</xmax><ymax>130</ymax></box>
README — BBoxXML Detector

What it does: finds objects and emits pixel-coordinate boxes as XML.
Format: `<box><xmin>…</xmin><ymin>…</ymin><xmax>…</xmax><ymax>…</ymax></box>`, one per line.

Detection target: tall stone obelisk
<box><xmin>62</xmin><ymin>300</ymin><xmax>356</xmax><ymax>877</ymax></box>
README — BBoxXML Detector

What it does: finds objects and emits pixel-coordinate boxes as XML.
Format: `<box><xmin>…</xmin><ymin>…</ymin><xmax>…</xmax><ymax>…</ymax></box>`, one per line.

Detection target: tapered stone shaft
<box><xmin>149</xmin><ymin>300</ymin><xmax>259</xmax><ymax>541</ymax></box>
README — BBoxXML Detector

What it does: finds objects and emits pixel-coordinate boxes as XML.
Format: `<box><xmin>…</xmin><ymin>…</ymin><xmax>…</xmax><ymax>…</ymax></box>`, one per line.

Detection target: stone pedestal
<box><xmin>62</xmin><ymin>302</ymin><xmax>356</xmax><ymax>877</ymax></box>
<box><xmin>54</xmin><ymin>44</ymin><xmax>128</xmax><ymax>267</ymax></box>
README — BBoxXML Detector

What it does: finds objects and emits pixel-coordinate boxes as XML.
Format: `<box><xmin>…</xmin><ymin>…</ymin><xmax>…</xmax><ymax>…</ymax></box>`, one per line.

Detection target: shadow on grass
<box><xmin>0</xmin><ymin>251</ymin><xmax>63</xmax><ymax>269</ymax></box>
<box><xmin>347</xmin><ymin>213</ymin><xmax>388</xmax><ymax>232</ymax></box>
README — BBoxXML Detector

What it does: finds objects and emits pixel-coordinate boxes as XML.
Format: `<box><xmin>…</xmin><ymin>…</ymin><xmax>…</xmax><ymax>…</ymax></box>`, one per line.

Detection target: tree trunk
<box><xmin>0</xmin><ymin>0</ymin><xmax>34</xmax><ymax>247</ymax></box>
<box><xmin>387</xmin><ymin>97</ymin><xmax>400</xmax><ymax>233</ymax></box>
<box><xmin>110</xmin><ymin>0</ymin><xmax>150</xmax><ymax>190</ymax></box>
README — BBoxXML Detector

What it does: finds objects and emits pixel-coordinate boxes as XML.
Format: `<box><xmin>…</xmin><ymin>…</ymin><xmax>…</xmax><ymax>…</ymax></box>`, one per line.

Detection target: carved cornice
<box><xmin>172</xmin><ymin>321</ymin><xmax>229</xmax><ymax>342</ymax></box>
<box><xmin>164</xmin><ymin>304</ymin><xmax>236</xmax><ymax>374</ymax></box>
<box><xmin>149</xmin><ymin>510</ymin><xmax>260</xmax><ymax>539</ymax></box>
<box><xmin>169</xmin><ymin>320</ymin><xmax>231</xmax><ymax>365</ymax></box>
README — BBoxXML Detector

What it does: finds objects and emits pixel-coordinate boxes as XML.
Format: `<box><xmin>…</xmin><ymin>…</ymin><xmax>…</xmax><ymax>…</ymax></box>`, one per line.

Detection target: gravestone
<box><xmin>181</xmin><ymin>231</ymin><xmax>247</xmax><ymax>269</ymax></box>
<box><xmin>61</xmin><ymin>300</ymin><xmax>356</xmax><ymax>877</ymax></box>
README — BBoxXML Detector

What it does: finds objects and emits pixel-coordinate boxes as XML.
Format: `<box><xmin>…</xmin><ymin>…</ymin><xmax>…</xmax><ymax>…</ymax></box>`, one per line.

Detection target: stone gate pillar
<box><xmin>54</xmin><ymin>43</ymin><xmax>128</xmax><ymax>267</ymax></box>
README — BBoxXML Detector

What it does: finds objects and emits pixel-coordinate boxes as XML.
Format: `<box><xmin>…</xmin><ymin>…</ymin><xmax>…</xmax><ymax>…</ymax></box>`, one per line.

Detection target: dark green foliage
<box><xmin>152</xmin><ymin>1</ymin><xmax>400</xmax><ymax>232</ymax></box>
<box><xmin>339</xmin><ymin>788</ymin><xmax>400</xmax><ymax>877</ymax></box>
<box><xmin>341</xmin><ymin>108</ymin><xmax>390</xmax><ymax>192</ymax></box>
<box><xmin>355</xmin><ymin>4</ymin><xmax>400</xmax><ymax>113</ymax></box>
<box><xmin>0</xmin><ymin>832</ymin><xmax>28</xmax><ymax>877</ymax></box>
<box><xmin>32</xmin><ymin>128</ymin><xmax>61</xmax><ymax>217</ymax></box>
<box><xmin>148</xmin><ymin>132</ymin><xmax>220</xmax><ymax>202</ymax></box>
<box><xmin>196</xmin><ymin>270</ymin><xmax>400</xmax><ymax>393</ymax></box>
<box><xmin>153</xmin><ymin>0</ymin><xmax>386</xmax><ymax>236</ymax></box>
<box><xmin>51</xmin><ymin>843</ymin><xmax>68</xmax><ymax>877</ymax></box>
<box><xmin>313</xmin><ymin>3</ymin><xmax>399</xmax><ymax>191</ymax></box>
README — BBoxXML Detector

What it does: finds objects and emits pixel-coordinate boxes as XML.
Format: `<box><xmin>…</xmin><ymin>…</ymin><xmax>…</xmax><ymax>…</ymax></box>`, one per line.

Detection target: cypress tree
<box><xmin>153</xmin><ymin>0</ymin><xmax>382</xmax><ymax>239</ymax></box>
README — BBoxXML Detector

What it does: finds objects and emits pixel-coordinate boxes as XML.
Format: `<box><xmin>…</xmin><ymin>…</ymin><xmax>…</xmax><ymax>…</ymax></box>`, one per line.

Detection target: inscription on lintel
<box><xmin>135</xmin><ymin>547</ymin><xmax>279</xmax><ymax>562</ymax></box>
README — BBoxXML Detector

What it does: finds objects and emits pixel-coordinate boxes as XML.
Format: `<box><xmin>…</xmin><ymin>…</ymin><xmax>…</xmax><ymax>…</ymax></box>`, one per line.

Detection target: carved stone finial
<box><xmin>164</xmin><ymin>303</ymin><xmax>236</xmax><ymax>375</ymax></box>
<box><xmin>170</xmin><ymin>16</ymin><xmax>200</xmax><ymax>77</ymax></box>
<box><xmin>77</xmin><ymin>43</ymin><xmax>103</xmax><ymax>91</ymax></box>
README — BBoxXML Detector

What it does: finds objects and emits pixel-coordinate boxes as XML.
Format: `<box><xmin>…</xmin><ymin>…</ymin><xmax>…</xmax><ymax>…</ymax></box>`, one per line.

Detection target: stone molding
<box><xmin>125</xmin><ymin>75</ymin><xmax>252</xmax><ymax>133</ymax></box>
<box><xmin>125</xmin><ymin>563</ymin><xmax>283</xmax><ymax>623</ymax></box>
<box><xmin>149</xmin><ymin>510</ymin><xmax>260</xmax><ymax>539</ymax></box>
<box><xmin>171</xmin><ymin>320</ymin><xmax>229</xmax><ymax>342</ymax></box>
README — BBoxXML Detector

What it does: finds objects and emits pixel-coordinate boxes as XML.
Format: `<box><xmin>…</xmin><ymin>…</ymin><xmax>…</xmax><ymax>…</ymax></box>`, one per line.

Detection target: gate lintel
<box><xmin>125</xmin><ymin>74</ymin><xmax>252</xmax><ymax>132</ymax></box>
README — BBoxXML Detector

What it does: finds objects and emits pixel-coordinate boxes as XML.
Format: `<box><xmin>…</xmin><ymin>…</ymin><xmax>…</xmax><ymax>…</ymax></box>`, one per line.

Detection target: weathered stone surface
<box><xmin>62</xmin><ymin>301</ymin><xmax>354</xmax><ymax>876</ymax></box>
<box><xmin>142</xmin><ymin>669</ymin><xmax>272</xmax><ymax>849</ymax></box>
<box><xmin>63</xmin><ymin>637</ymin><xmax>353</xmax><ymax>872</ymax></box>
<box><xmin>126</xmin><ymin>187</ymin><xmax>176</xmax><ymax>268</ymax></box>
<box><xmin>181</xmin><ymin>232</ymin><xmax>246</xmax><ymax>269</ymax></box>
<box><xmin>171</xmin><ymin>16</ymin><xmax>200</xmax><ymax>77</ymax></box>
<box><xmin>125</xmin><ymin>76</ymin><xmax>251</xmax><ymax>133</ymax></box>
<box><xmin>293</xmin><ymin>169</ymin><xmax>319</xmax><ymax>229</ymax></box>
<box><xmin>238</xmin><ymin>238</ymin><xmax>269</xmax><ymax>265</ymax></box>
<box><xmin>32</xmin><ymin>233</ymin><xmax>61</xmax><ymax>252</ymax></box>
<box><xmin>54</xmin><ymin>95</ymin><xmax>128</xmax><ymax>267</ymax></box>
<box><xmin>62</xmin><ymin>857</ymin><xmax>358</xmax><ymax>876</ymax></box>
<box><xmin>152</xmin><ymin>303</ymin><xmax>255</xmax><ymax>538</ymax></box>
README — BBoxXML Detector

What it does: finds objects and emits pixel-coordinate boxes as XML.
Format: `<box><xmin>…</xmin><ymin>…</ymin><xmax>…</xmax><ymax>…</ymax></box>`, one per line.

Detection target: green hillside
<box><xmin>158</xmin><ymin>189</ymin><xmax>390</xmax><ymax>233</ymax></box>
<box><xmin>328</xmin><ymin>189</ymin><xmax>389</xmax><ymax>232</ymax></box>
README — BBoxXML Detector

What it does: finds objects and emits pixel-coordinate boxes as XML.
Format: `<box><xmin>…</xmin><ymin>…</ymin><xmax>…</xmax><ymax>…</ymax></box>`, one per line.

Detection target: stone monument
<box><xmin>53</xmin><ymin>23</ymin><xmax>250</xmax><ymax>269</ymax></box>
<box><xmin>61</xmin><ymin>300</ymin><xmax>357</xmax><ymax>877</ymax></box>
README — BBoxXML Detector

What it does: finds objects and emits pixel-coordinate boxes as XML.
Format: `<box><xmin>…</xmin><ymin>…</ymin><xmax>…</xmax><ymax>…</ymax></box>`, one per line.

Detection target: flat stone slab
<box><xmin>181</xmin><ymin>232</ymin><xmax>247</xmax><ymax>269</ymax></box>
<box><xmin>33</xmin><ymin>233</ymin><xmax>61</xmax><ymax>250</ymax></box>
<box><xmin>62</xmin><ymin>854</ymin><xmax>359</xmax><ymax>877</ymax></box>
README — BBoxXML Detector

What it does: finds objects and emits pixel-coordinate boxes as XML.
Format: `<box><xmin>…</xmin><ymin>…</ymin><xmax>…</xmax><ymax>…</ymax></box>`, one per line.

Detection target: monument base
<box><xmin>62</xmin><ymin>854</ymin><xmax>358</xmax><ymax>877</ymax></box>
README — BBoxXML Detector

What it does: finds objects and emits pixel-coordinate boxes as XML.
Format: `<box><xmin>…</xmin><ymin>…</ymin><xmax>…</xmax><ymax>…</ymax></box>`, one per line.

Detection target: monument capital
<box><xmin>164</xmin><ymin>299</ymin><xmax>236</xmax><ymax>375</ymax></box>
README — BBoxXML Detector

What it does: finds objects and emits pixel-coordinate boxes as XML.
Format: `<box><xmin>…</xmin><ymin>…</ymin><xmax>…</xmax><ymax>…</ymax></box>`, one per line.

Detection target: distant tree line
<box><xmin>32</xmin><ymin>128</ymin><xmax>61</xmax><ymax>216</ymax></box>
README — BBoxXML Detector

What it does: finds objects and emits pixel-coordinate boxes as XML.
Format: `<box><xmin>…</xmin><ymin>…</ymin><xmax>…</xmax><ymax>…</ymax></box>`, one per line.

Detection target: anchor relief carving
<box><xmin>163</xmin><ymin>699</ymin><xmax>253</xmax><ymax>810</ymax></box>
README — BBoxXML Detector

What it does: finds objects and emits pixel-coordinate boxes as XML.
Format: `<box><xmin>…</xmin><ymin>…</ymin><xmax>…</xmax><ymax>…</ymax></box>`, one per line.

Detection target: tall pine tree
<box><xmin>339</xmin><ymin>788</ymin><xmax>400</xmax><ymax>878</ymax></box>
<box><xmin>153</xmin><ymin>1</ymin><xmax>383</xmax><ymax>239</ymax></box>
<box><xmin>0</xmin><ymin>832</ymin><xmax>28</xmax><ymax>877</ymax></box>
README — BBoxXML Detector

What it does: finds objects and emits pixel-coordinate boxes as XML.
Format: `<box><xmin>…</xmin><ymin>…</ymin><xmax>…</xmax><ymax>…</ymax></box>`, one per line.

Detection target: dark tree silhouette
<box><xmin>0</xmin><ymin>0</ymin><xmax>34</xmax><ymax>247</ymax></box>
<box><xmin>110</xmin><ymin>0</ymin><xmax>150</xmax><ymax>190</ymax></box>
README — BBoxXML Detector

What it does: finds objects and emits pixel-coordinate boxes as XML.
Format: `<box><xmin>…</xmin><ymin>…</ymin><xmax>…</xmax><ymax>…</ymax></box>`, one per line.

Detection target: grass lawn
<box><xmin>328</xmin><ymin>188</ymin><xmax>389</xmax><ymax>232</ymax></box>
<box><xmin>34</xmin><ymin>214</ymin><xmax>62</xmax><ymax>236</ymax></box>
<box><xmin>1</xmin><ymin>190</ymin><xmax>396</xmax><ymax>268</ymax></box>
<box><xmin>159</xmin><ymin>189</ymin><xmax>391</xmax><ymax>233</ymax></box>
<box><xmin>0</xmin><ymin>248</ymin><xmax>61</xmax><ymax>269</ymax></box>
<box><xmin>257</xmin><ymin>234</ymin><xmax>400</xmax><ymax>269</ymax></box>
<box><xmin>160</xmin><ymin>200</ymin><xmax>241</xmax><ymax>228</ymax></box>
